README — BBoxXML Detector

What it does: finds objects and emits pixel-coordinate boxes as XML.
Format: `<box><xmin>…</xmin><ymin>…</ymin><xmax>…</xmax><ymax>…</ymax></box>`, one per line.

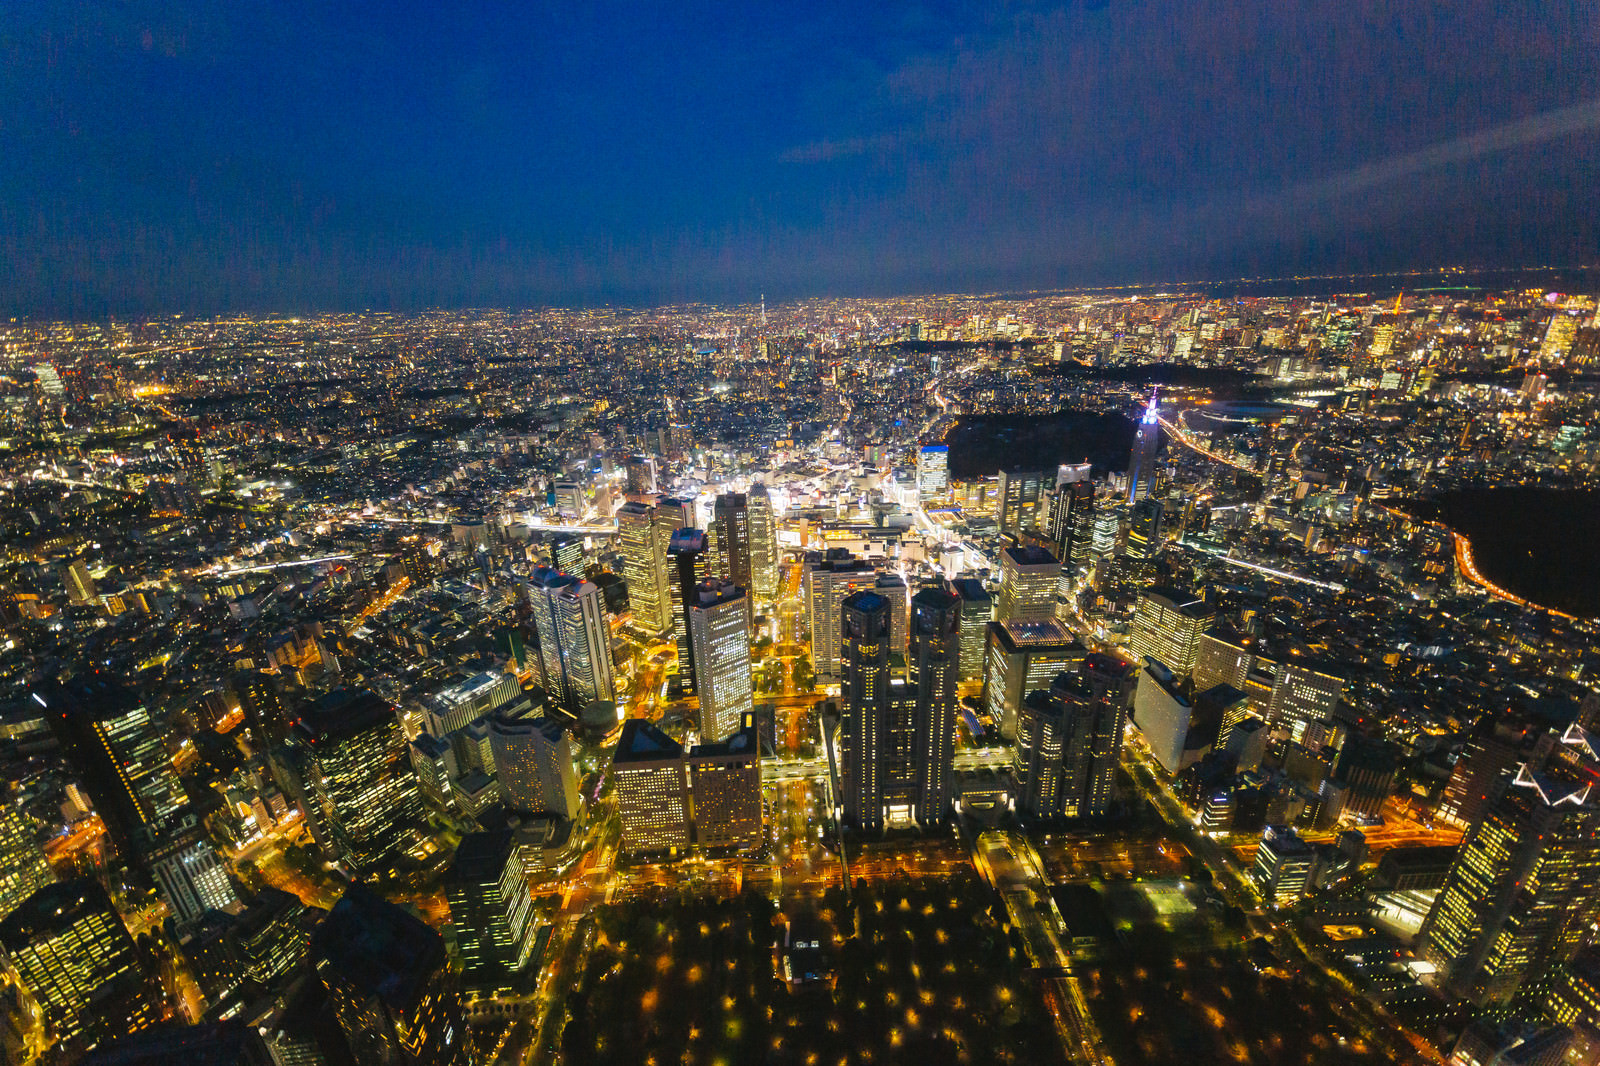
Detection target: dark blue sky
<box><xmin>4</xmin><ymin>0</ymin><xmax>1600</xmax><ymax>314</ymax></box>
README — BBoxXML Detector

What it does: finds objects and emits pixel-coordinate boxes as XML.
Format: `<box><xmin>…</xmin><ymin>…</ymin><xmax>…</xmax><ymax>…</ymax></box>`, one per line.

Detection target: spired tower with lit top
<box><xmin>1126</xmin><ymin>387</ymin><xmax>1162</xmax><ymax>504</ymax></box>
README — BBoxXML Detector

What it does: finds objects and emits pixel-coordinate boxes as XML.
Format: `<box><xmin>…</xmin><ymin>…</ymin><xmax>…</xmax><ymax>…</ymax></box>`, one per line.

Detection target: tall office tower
<box><xmin>38</xmin><ymin>679</ymin><xmax>187</xmax><ymax>859</ymax></box>
<box><xmin>949</xmin><ymin>577</ymin><xmax>992</xmax><ymax>681</ymax></box>
<box><xmin>667</xmin><ymin>529</ymin><xmax>713</xmax><ymax>695</ymax></box>
<box><xmin>1419</xmin><ymin>738</ymin><xmax>1600</xmax><ymax>1008</ymax></box>
<box><xmin>445</xmin><ymin>831</ymin><xmax>537</xmax><ymax>998</ymax></box>
<box><xmin>422</xmin><ymin>671</ymin><xmax>524</xmax><ymax>737</ymax></box>
<box><xmin>617</xmin><ymin>501</ymin><xmax>664</xmax><ymax>631</ymax></box>
<box><xmin>1123</xmin><ymin>497</ymin><xmax>1165</xmax><ymax>568</ymax></box>
<box><xmin>0</xmin><ymin>797</ymin><xmax>53</xmax><ymax>922</ymax></box>
<box><xmin>712</xmin><ymin>493</ymin><xmax>752</xmax><ymax>593</ymax></box>
<box><xmin>1045</xmin><ymin>479</ymin><xmax>1096</xmax><ymax>569</ymax></box>
<box><xmin>996</xmin><ymin>544</ymin><xmax>1059</xmax><ymax>622</ymax></box>
<box><xmin>229</xmin><ymin>887</ymin><xmax>312</xmax><ymax>988</ymax></box>
<box><xmin>1127</xmin><ymin>587</ymin><xmax>1214</xmax><ymax>676</ymax></box>
<box><xmin>652</xmin><ymin>496</ymin><xmax>695</xmax><ymax>629</ymax></box>
<box><xmin>1542</xmin><ymin>314</ymin><xmax>1580</xmax><ymax>360</ymax></box>
<box><xmin>145</xmin><ymin>815</ymin><xmax>239</xmax><ymax>928</ymax></box>
<box><xmin>232</xmin><ymin>670</ymin><xmax>289</xmax><ymax>745</ymax></box>
<box><xmin>549</xmin><ymin>534</ymin><xmax>586</xmax><ymax>575</ymax></box>
<box><xmin>1438</xmin><ymin>719</ymin><xmax>1532</xmax><ymax>829</ymax></box>
<box><xmin>312</xmin><ymin>886</ymin><xmax>469</xmax><ymax>1066</ymax></box>
<box><xmin>525</xmin><ymin>566</ymin><xmax>617</xmax><ymax>715</ymax></box>
<box><xmin>875</xmin><ymin>571</ymin><xmax>909</xmax><ymax>655</ymax></box>
<box><xmin>839</xmin><ymin>590</ymin><xmax>897</xmax><ymax>833</ymax></box>
<box><xmin>687</xmin><ymin>713</ymin><xmax>763</xmax><ymax>851</ymax></box>
<box><xmin>1089</xmin><ymin>508</ymin><xmax>1121</xmax><ymax>559</ymax></box>
<box><xmin>292</xmin><ymin>689</ymin><xmax>421</xmax><ymax>873</ymax></box>
<box><xmin>32</xmin><ymin>362</ymin><xmax>65</xmax><ymax>398</ymax></box>
<box><xmin>983</xmin><ymin>619</ymin><xmax>1086</xmax><ymax>739</ymax></box>
<box><xmin>1252</xmin><ymin>825</ymin><xmax>1317</xmax><ymax>907</ymax></box>
<box><xmin>487</xmin><ymin>705</ymin><xmax>580</xmax><ymax>819</ymax></box>
<box><xmin>908</xmin><ymin>586</ymin><xmax>961</xmax><ymax>825</ymax></box>
<box><xmin>689</xmin><ymin>579</ymin><xmax>754</xmax><ymax>742</ymax></box>
<box><xmin>996</xmin><ymin>469</ymin><xmax>1049</xmax><ymax>534</ymax></box>
<box><xmin>60</xmin><ymin>558</ymin><xmax>97</xmax><ymax>603</ymax></box>
<box><xmin>0</xmin><ymin>879</ymin><xmax>157</xmax><ymax>1053</ymax></box>
<box><xmin>1267</xmin><ymin>662</ymin><xmax>1346</xmax><ymax>746</ymax></box>
<box><xmin>1126</xmin><ymin>387</ymin><xmax>1162</xmax><ymax>503</ymax></box>
<box><xmin>611</xmin><ymin>720</ymin><xmax>691</xmax><ymax>857</ymax></box>
<box><xmin>1015</xmin><ymin>658</ymin><xmax>1134</xmax><ymax>820</ymax></box>
<box><xmin>624</xmin><ymin>454</ymin><xmax>657</xmax><ymax>495</ymax></box>
<box><xmin>398</xmin><ymin>543</ymin><xmax>434</xmax><ymax>587</ymax></box>
<box><xmin>804</xmin><ymin>550</ymin><xmax>881</xmax><ymax>679</ymax></box>
<box><xmin>1368</xmin><ymin>323</ymin><xmax>1396</xmax><ymax>358</ymax></box>
<box><xmin>747</xmin><ymin>484</ymin><xmax>779</xmax><ymax>601</ymax></box>
<box><xmin>1133</xmin><ymin>658</ymin><xmax>1201</xmax><ymax>775</ymax></box>
<box><xmin>917</xmin><ymin>444</ymin><xmax>950</xmax><ymax>501</ymax></box>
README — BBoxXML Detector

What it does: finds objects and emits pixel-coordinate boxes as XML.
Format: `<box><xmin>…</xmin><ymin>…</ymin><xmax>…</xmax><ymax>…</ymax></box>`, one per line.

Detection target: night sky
<box><xmin>4</xmin><ymin>1</ymin><xmax>1599</xmax><ymax>315</ymax></box>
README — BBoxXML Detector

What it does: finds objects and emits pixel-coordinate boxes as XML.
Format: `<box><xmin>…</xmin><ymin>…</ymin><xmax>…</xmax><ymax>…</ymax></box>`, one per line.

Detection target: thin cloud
<box><xmin>779</xmin><ymin>132</ymin><xmax>902</xmax><ymax>164</ymax></box>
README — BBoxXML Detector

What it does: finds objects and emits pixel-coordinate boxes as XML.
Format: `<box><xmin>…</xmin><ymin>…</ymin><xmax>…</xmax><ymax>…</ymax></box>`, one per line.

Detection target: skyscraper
<box><xmin>0</xmin><ymin>794</ymin><xmax>55</xmax><ymax>922</ymax></box>
<box><xmin>840</xmin><ymin>590</ymin><xmax>898</xmax><ymax>833</ymax></box>
<box><xmin>39</xmin><ymin>678</ymin><xmax>188</xmax><ymax>859</ymax></box>
<box><xmin>996</xmin><ymin>469</ymin><xmax>1049</xmax><ymax>534</ymax></box>
<box><xmin>667</xmin><ymin>529</ymin><xmax>713</xmax><ymax>695</ymax></box>
<box><xmin>688</xmin><ymin>579</ymin><xmax>754</xmax><ymax>742</ymax></box>
<box><xmin>232</xmin><ymin>670</ymin><xmax>289</xmax><ymax>745</ymax></box>
<box><xmin>145</xmin><ymin>814</ymin><xmax>240</xmax><ymax>929</ymax></box>
<box><xmin>996</xmin><ymin>544</ymin><xmax>1059</xmax><ymax>622</ymax></box>
<box><xmin>687</xmin><ymin>714</ymin><xmax>763</xmax><ymax>852</ymax></box>
<box><xmin>525</xmin><ymin>566</ymin><xmax>617</xmax><ymax>715</ymax></box>
<box><xmin>1124</xmin><ymin>497</ymin><xmax>1164</xmax><ymax>568</ymax></box>
<box><xmin>949</xmin><ymin>577</ymin><xmax>992</xmax><ymax>682</ymax></box>
<box><xmin>983</xmin><ymin>619</ymin><xmax>1086</xmax><ymax>740</ymax></box>
<box><xmin>616</xmin><ymin>501</ymin><xmax>663</xmax><ymax>631</ymax></box>
<box><xmin>747</xmin><ymin>483</ymin><xmax>779</xmax><ymax>601</ymax></box>
<box><xmin>805</xmin><ymin>551</ymin><xmax>882</xmax><ymax>680</ymax></box>
<box><xmin>1418</xmin><ymin>734</ymin><xmax>1600</xmax><ymax>1009</ymax></box>
<box><xmin>292</xmin><ymin>688</ymin><xmax>422</xmax><ymax>873</ymax></box>
<box><xmin>1013</xmin><ymin>656</ymin><xmax>1134</xmax><ymax>820</ymax></box>
<box><xmin>445</xmin><ymin>831</ymin><xmax>538</xmax><ymax>998</ymax></box>
<box><xmin>1127</xmin><ymin>587</ymin><xmax>1213</xmax><ymax>676</ymax></box>
<box><xmin>1126</xmin><ymin>387</ymin><xmax>1162</xmax><ymax>503</ymax></box>
<box><xmin>487</xmin><ymin>705</ymin><xmax>579</xmax><ymax>819</ymax></box>
<box><xmin>653</xmin><ymin>496</ymin><xmax>695</xmax><ymax>629</ymax></box>
<box><xmin>908</xmin><ymin>586</ymin><xmax>961</xmax><ymax>825</ymax></box>
<box><xmin>611</xmin><ymin>720</ymin><xmax>691</xmax><ymax>857</ymax></box>
<box><xmin>0</xmin><ymin>879</ymin><xmax>157</xmax><ymax>1052</ymax></box>
<box><xmin>312</xmin><ymin>886</ymin><xmax>468</xmax><ymax>1065</ymax></box>
<box><xmin>1045</xmin><ymin>478</ymin><xmax>1095</xmax><ymax>570</ymax></box>
<box><xmin>917</xmin><ymin>444</ymin><xmax>949</xmax><ymax>501</ymax></box>
<box><xmin>712</xmin><ymin>493</ymin><xmax>752</xmax><ymax>594</ymax></box>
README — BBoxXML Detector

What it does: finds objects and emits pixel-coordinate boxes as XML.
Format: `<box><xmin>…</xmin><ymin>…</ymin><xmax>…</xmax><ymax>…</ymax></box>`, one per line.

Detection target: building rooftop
<box><xmin>310</xmin><ymin>885</ymin><xmax>446</xmax><ymax>1012</ymax></box>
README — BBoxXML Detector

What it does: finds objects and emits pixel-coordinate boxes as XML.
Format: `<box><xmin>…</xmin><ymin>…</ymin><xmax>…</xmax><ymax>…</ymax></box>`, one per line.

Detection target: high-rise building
<box><xmin>487</xmin><ymin>705</ymin><xmax>579</xmax><ymax>819</ymax></box>
<box><xmin>232</xmin><ymin>670</ymin><xmax>289</xmax><ymax>745</ymax></box>
<box><xmin>907</xmin><ymin>586</ymin><xmax>961</xmax><ymax>825</ymax></box>
<box><xmin>1190</xmin><ymin>629</ymin><xmax>1345</xmax><ymax>743</ymax></box>
<box><xmin>688</xmin><ymin>579</ymin><xmax>754</xmax><ymax>742</ymax></box>
<box><xmin>292</xmin><ymin>688</ymin><xmax>422</xmax><ymax>873</ymax></box>
<box><xmin>712</xmin><ymin>493</ymin><xmax>752</xmax><ymax>594</ymax></box>
<box><xmin>525</xmin><ymin>566</ymin><xmax>617</xmax><ymax>715</ymax></box>
<box><xmin>840</xmin><ymin>590</ymin><xmax>899</xmax><ymax>833</ymax></box>
<box><xmin>228</xmin><ymin>887</ymin><xmax>313</xmax><ymax>988</ymax></box>
<box><xmin>748</xmin><ymin>483</ymin><xmax>779</xmax><ymax>601</ymax></box>
<box><xmin>804</xmin><ymin>551</ymin><xmax>882</xmax><ymax>680</ymax></box>
<box><xmin>611</xmin><ymin>720</ymin><xmax>691</xmax><ymax>857</ymax></box>
<box><xmin>1045</xmin><ymin>479</ymin><xmax>1095</xmax><ymax>570</ymax></box>
<box><xmin>624</xmin><ymin>455</ymin><xmax>657</xmax><ymax>496</ymax></box>
<box><xmin>1126</xmin><ymin>388</ymin><xmax>1162</xmax><ymax>503</ymax></box>
<box><xmin>667</xmin><ymin>529</ymin><xmax>713</xmax><ymax>695</ymax></box>
<box><xmin>1419</xmin><ymin>737</ymin><xmax>1600</xmax><ymax>1008</ymax></box>
<box><xmin>916</xmin><ymin>444</ymin><xmax>949</xmax><ymax>501</ymax></box>
<box><xmin>996</xmin><ymin>544</ymin><xmax>1059</xmax><ymax>622</ymax></box>
<box><xmin>653</xmin><ymin>496</ymin><xmax>695</xmax><ymax>625</ymax></box>
<box><xmin>1252</xmin><ymin>825</ymin><xmax>1316</xmax><ymax>907</ymax></box>
<box><xmin>312</xmin><ymin>885</ymin><xmax>468</xmax><ymax>1065</ymax></box>
<box><xmin>39</xmin><ymin>678</ymin><xmax>188</xmax><ymax>859</ymax></box>
<box><xmin>949</xmin><ymin>577</ymin><xmax>992</xmax><ymax>681</ymax></box>
<box><xmin>1123</xmin><ymin>497</ymin><xmax>1164</xmax><ymax>568</ymax></box>
<box><xmin>983</xmin><ymin>619</ymin><xmax>1086</xmax><ymax>740</ymax></box>
<box><xmin>1133</xmin><ymin>658</ymin><xmax>1205</xmax><ymax>775</ymax></box>
<box><xmin>1127</xmin><ymin>587</ymin><xmax>1213</xmax><ymax>676</ymax></box>
<box><xmin>1333</xmin><ymin>734</ymin><xmax>1399</xmax><ymax>820</ymax></box>
<box><xmin>0</xmin><ymin>879</ymin><xmax>157</xmax><ymax>1052</ymax></box>
<box><xmin>0</xmin><ymin>795</ymin><xmax>54</xmax><ymax>922</ymax></box>
<box><xmin>1089</xmin><ymin>508</ymin><xmax>1121</xmax><ymax>559</ymax></box>
<box><xmin>616</xmin><ymin>501</ymin><xmax>663</xmax><ymax>631</ymax></box>
<box><xmin>421</xmin><ymin>671</ymin><xmax>524</xmax><ymax>737</ymax></box>
<box><xmin>996</xmin><ymin>469</ymin><xmax>1049</xmax><ymax>534</ymax></box>
<box><xmin>145</xmin><ymin>814</ymin><xmax>240</xmax><ymax>929</ymax></box>
<box><xmin>875</xmin><ymin>571</ymin><xmax>909</xmax><ymax>655</ymax></box>
<box><xmin>1439</xmin><ymin>720</ymin><xmax>1532</xmax><ymax>829</ymax></box>
<box><xmin>445</xmin><ymin>831</ymin><xmax>538</xmax><ymax>998</ymax></box>
<box><xmin>1542</xmin><ymin>314</ymin><xmax>1579</xmax><ymax>361</ymax></box>
<box><xmin>1013</xmin><ymin>656</ymin><xmax>1134</xmax><ymax>820</ymax></box>
<box><xmin>687</xmin><ymin>714</ymin><xmax>763</xmax><ymax>852</ymax></box>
